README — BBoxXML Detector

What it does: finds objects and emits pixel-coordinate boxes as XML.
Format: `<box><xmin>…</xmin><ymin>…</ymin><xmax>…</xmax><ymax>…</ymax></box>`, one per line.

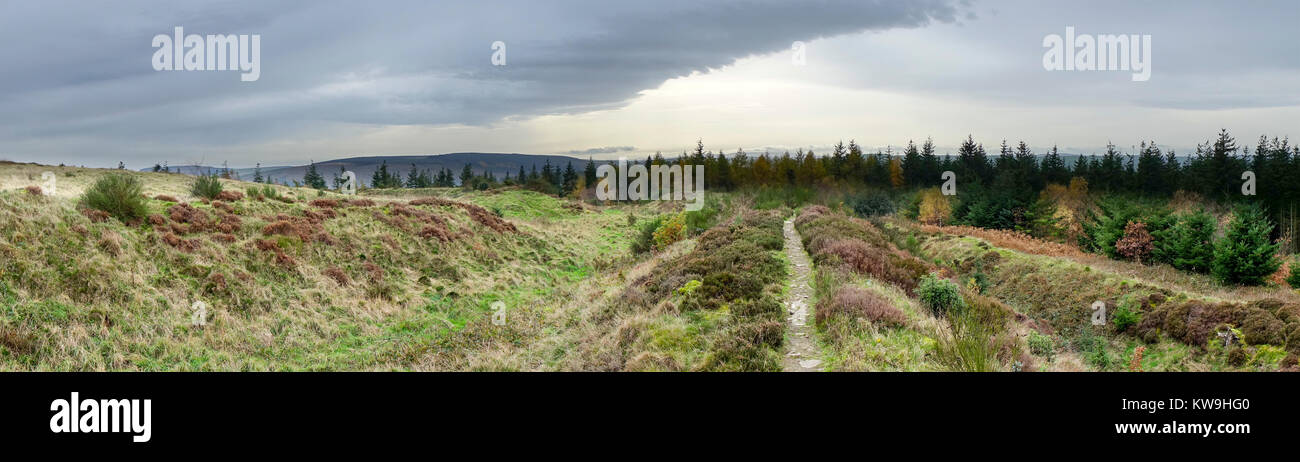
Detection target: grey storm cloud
<box><xmin>0</xmin><ymin>0</ymin><xmax>965</xmax><ymax>166</ymax></box>
<box><xmin>804</xmin><ymin>0</ymin><xmax>1300</xmax><ymax>112</ymax></box>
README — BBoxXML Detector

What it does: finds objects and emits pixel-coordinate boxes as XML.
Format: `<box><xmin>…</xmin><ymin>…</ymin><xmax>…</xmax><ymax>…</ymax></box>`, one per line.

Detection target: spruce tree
<box><xmin>406</xmin><ymin>164</ymin><xmax>420</xmax><ymax>188</ymax></box>
<box><xmin>562</xmin><ymin>162</ymin><xmax>577</xmax><ymax>195</ymax></box>
<box><xmin>460</xmin><ymin>163</ymin><xmax>474</xmax><ymax>188</ymax></box>
<box><xmin>1153</xmin><ymin>210</ymin><xmax>1215</xmax><ymax>273</ymax></box>
<box><xmin>1212</xmin><ymin>204</ymin><xmax>1280</xmax><ymax>285</ymax></box>
<box><xmin>584</xmin><ymin>157</ymin><xmax>598</xmax><ymax>187</ymax></box>
<box><xmin>901</xmin><ymin>140</ymin><xmax>921</xmax><ymax>187</ymax></box>
<box><xmin>371</xmin><ymin>161</ymin><xmax>388</xmax><ymax>188</ymax></box>
<box><xmin>304</xmin><ymin>161</ymin><xmax>327</xmax><ymax>189</ymax></box>
<box><xmin>1041</xmin><ymin>146</ymin><xmax>1068</xmax><ymax>185</ymax></box>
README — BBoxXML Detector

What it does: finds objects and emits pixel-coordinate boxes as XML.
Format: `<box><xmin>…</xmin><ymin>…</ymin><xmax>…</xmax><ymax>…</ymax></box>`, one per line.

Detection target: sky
<box><xmin>1</xmin><ymin>0</ymin><xmax>1298</xmax><ymax>168</ymax></box>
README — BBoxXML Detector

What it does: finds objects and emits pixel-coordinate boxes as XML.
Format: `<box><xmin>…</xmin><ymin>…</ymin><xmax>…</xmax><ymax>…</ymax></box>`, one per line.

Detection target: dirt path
<box><xmin>782</xmin><ymin>218</ymin><xmax>822</xmax><ymax>372</ymax></box>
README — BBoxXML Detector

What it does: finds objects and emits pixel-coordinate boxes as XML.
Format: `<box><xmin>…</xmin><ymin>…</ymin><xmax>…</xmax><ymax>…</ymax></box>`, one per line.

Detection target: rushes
<box><xmin>934</xmin><ymin>309</ymin><xmax>998</xmax><ymax>372</ymax></box>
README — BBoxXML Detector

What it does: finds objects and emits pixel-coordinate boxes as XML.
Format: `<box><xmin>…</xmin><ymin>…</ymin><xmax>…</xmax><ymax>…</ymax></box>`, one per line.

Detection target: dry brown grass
<box><xmin>918</xmin><ymin>224</ymin><xmax>1087</xmax><ymax>259</ymax></box>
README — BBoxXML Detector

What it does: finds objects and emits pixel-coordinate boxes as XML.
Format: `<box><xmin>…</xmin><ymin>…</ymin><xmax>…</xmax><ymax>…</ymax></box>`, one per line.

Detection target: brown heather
<box><xmin>816</xmin><ymin>286</ymin><xmax>908</xmax><ymax>328</ymax></box>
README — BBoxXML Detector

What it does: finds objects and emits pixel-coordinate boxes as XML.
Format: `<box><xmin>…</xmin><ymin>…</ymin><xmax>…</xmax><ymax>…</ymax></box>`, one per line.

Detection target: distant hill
<box><xmin>141</xmin><ymin>153</ymin><xmax>591</xmax><ymax>186</ymax></box>
<box><xmin>141</xmin><ymin>151</ymin><xmax>1194</xmax><ymax>186</ymax></box>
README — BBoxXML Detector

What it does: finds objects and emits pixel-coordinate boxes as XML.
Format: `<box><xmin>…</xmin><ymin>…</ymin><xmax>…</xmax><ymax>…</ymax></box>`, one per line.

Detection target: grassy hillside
<box><xmin>5</xmin><ymin>160</ymin><xmax>1295</xmax><ymax>372</ymax></box>
<box><xmin>0</xmin><ymin>162</ymin><xmax>652</xmax><ymax>370</ymax></box>
<box><xmin>904</xmin><ymin>223</ymin><xmax>1299</xmax><ymax>371</ymax></box>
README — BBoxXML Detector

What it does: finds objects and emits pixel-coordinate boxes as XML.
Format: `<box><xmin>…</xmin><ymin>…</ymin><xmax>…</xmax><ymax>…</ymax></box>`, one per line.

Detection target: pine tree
<box><xmin>253</xmin><ymin>163</ymin><xmax>264</xmax><ymax>183</ymax></box>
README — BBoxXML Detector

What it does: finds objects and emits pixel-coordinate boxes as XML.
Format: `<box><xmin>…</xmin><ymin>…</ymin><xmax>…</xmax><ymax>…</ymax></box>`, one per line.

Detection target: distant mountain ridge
<box><xmin>140</xmin><ymin>151</ymin><xmax>1192</xmax><ymax>186</ymax></box>
<box><xmin>141</xmin><ymin>153</ymin><xmax>592</xmax><ymax>186</ymax></box>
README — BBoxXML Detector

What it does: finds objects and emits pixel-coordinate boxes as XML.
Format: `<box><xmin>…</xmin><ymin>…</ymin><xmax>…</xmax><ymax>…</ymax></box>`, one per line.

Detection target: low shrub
<box><xmin>795</xmin><ymin>207</ymin><xmax>930</xmax><ymax>293</ymax></box>
<box><xmin>652</xmin><ymin>212</ymin><xmax>686</xmax><ymax>250</ymax></box>
<box><xmin>1027</xmin><ymin>331</ymin><xmax>1055</xmax><ymax>358</ymax></box>
<box><xmin>1287</xmin><ymin>259</ymin><xmax>1300</xmax><ymax>289</ymax></box>
<box><xmin>815</xmin><ymin>286</ymin><xmax>908</xmax><ymax>328</ymax></box>
<box><xmin>1075</xmin><ymin>329</ymin><xmax>1113</xmax><ymax>370</ymax></box>
<box><xmin>917</xmin><ymin>273</ymin><xmax>962</xmax><ymax>317</ymax></box>
<box><xmin>191</xmin><ymin>174</ymin><xmax>223</xmax><ymax>200</ymax></box>
<box><xmin>1112</xmin><ymin>302</ymin><xmax>1141</xmax><ymax>333</ymax></box>
<box><xmin>962</xmin><ymin>291</ymin><xmax>1012</xmax><ymax>328</ymax></box>
<box><xmin>848</xmin><ymin>191</ymin><xmax>895</xmax><ymax>217</ymax></box>
<box><xmin>79</xmin><ymin>174</ymin><xmax>147</xmax><ymax>223</ymax></box>
<box><xmin>1115</xmin><ymin>221</ymin><xmax>1153</xmax><ymax>263</ymax></box>
<box><xmin>630</xmin><ymin>216</ymin><xmax>663</xmax><ymax>254</ymax></box>
<box><xmin>1241</xmin><ymin>309</ymin><xmax>1285</xmax><ymax>346</ymax></box>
